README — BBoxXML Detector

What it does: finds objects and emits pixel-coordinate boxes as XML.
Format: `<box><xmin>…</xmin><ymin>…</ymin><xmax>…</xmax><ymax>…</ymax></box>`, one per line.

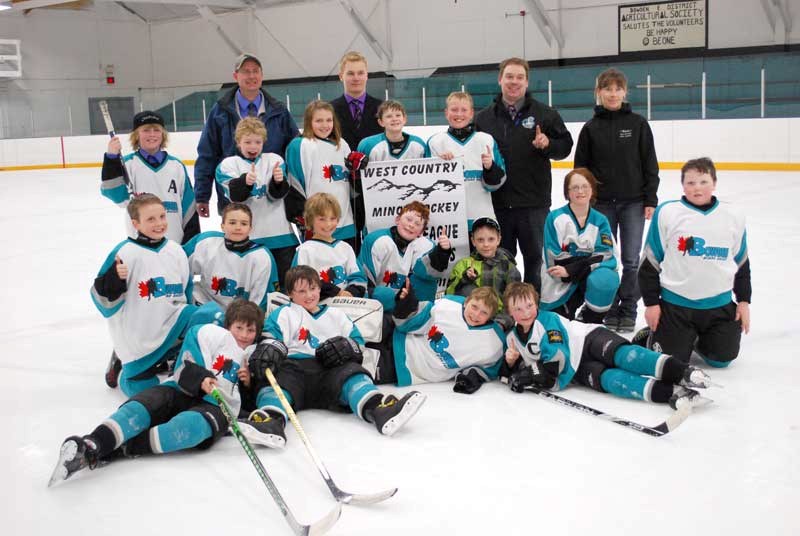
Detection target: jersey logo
<box><xmin>546</xmin><ymin>330</ymin><xmax>563</xmax><ymax>344</ymax></box>
<box><xmin>427</xmin><ymin>325</ymin><xmax>459</xmax><ymax>369</ymax></box>
<box><xmin>677</xmin><ymin>235</ymin><xmax>729</xmax><ymax>261</ymax></box>
<box><xmin>521</xmin><ymin>116</ymin><xmax>535</xmax><ymax>129</ymax></box>
<box><xmin>250</xmin><ymin>184</ymin><xmax>268</xmax><ymax>198</ymax></box>
<box><xmin>322</xmin><ymin>164</ymin><xmax>348</xmax><ymax>182</ymax></box>
<box><xmin>298</xmin><ymin>327</ymin><xmax>320</xmax><ymax>349</ymax></box>
<box><xmin>138</xmin><ymin>277</ymin><xmax>184</xmax><ymax>300</ymax></box>
<box><xmin>211</xmin><ymin>276</ymin><xmax>249</xmax><ymax>299</ymax></box>
<box><xmin>212</xmin><ymin>354</ymin><xmax>241</xmax><ymax>384</ymax></box>
<box><xmin>382</xmin><ymin>270</ymin><xmax>406</xmax><ymax>289</ymax></box>
<box><xmin>601</xmin><ymin>233</ymin><xmax>613</xmax><ymax>247</ymax></box>
<box><xmin>320</xmin><ymin>266</ymin><xmax>346</xmax><ymax>286</ymax></box>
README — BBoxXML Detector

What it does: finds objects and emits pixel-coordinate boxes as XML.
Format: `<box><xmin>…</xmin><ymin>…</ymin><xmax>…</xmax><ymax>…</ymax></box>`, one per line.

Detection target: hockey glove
<box><xmin>393</xmin><ymin>281</ymin><xmax>419</xmax><ymax>319</ymax></box>
<box><xmin>509</xmin><ymin>361</ymin><xmax>556</xmax><ymax>393</ymax></box>
<box><xmin>345</xmin><ymin>151</ymin><xmax>369</xmax><ymax>174</ymax></box>
<box><xmin>315</xmin><ymin>336</ymin><xmax>364</xmax><ymax>369</ymax></box>
<box><xmin>249</xmin><ymin>338</ymin><xmax>289</xmax><ymax>385</ymax></box>
<box><xmin>453</xmin><ymin>367</ymin><xmax>487</xmax><ymax>395</ymax></box>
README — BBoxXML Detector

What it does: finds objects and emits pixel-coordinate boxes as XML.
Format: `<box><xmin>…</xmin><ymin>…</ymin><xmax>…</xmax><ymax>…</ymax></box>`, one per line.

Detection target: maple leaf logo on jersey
<box><xmin>677</xmin><ymin>236</ymin><xmax>695</xmax><ymax>256</ymax></box>
<box><xmin>298</xmin><ymin>327</ymin><xmax>320</xmax><ymax>349</ymax></box>
<box><xmin>212</xmin><ymin>354</ymin><xmax>241</xmax><ymax>383</ymax></box>
<box><xmin>561</xmin><ymin>242</ymin><xmax>570</xmax><ymax>252</ymax></box>
<box><xmin>323</xmin><ymin>165</ymin><xmax>334</xmax><ymax>180</ymax></box>
<box><xmin>211</xmin><ymin>276</ymin><xmax>227</xmax><ymax>294</ymax></box>
<box><xmin>320</xmin><ymin>266</ymin><xmax>346</xmax><ymax>285</ymax></box>
<box><xmin>138</xmin><ymin>278</ymin><xmax>157</xmax><ymax>300</ymax></box>
<box><xmin>426</xmin><ymin>325</ymin><xmax>458</xmax><ymax>369</ymax></box>
<box><xmin>382</xmin><ymin>271</ymin><xmax>405</xmax><ymax>289</ymax></box>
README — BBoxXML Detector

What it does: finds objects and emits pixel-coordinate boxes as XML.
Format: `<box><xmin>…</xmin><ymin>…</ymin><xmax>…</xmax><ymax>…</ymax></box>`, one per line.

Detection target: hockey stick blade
<box><xmin>523</xmin><ymin>384</ymin><xmax>692</xmax><ymax>437</ymax></box>
<box><xmin>210</xmin><ymin>389</ymin><xmax>341</xmax><ymax>535</ymax></box>
<box><xmin>265</xmin><ymin>369</ymin><xmax>398</xmax><ymax>505</ymax></box>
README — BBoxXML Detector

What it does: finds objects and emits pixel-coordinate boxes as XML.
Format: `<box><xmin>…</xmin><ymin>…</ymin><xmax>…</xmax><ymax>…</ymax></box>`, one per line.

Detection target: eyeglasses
<box><xmin>568</xmin><ymin>184</ymin><xmax>591</xmax><ymax>192</ymax></box>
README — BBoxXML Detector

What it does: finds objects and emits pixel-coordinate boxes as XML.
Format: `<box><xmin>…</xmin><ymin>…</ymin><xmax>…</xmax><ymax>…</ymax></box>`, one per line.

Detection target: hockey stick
<box><xmin>98</xmin><ymin>100</ymin><xmax>131</xmax><ymax>188</ymax></box>
<box><xmin>210</xmin><ymin>388</ymin><xmax>341</xmax><ymax>535</ymax></box>
<box><xmin>265</xmin><ymin>369</ymin><xmax>398</xmax><ymax>505</ymax></box>
<box><xmin>508</xmin><ymin>381</ymin><xmax>691</xmax><ymax>437</ymax></box>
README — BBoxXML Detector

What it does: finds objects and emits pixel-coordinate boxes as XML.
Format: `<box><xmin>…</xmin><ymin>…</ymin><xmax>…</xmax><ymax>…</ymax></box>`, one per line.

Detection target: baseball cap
<box><xmin>235</xmin><ymin>53</ymin><xmax>262</xmax><ymax>71</ymax></box>
<box><xmin>471</xmin><ymin>217</ymin><xmax>502</xmax><ymax>234</ymax></box>
<box><xmin>132</xmin><ymin>110</ymin><xmax>165</xmax><ymax>130</ymax></box>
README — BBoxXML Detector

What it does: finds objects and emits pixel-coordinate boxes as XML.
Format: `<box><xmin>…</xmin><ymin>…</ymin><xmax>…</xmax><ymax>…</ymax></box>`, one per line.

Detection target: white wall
<box><xmin>0</xmin><ymin>0</ymin><xmax>797</xmax><ymax>138</ymax></box>
<box><xmin>1</xmin><ymin>118</ymin><xmax>797</xmax><ymax>170</ymax></box>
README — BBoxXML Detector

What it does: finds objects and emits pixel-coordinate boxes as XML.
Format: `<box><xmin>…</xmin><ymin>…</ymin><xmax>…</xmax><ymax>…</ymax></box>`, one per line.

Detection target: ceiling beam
<box><xmin>338</xmin><ymin>0</ymin><xmax>391</xmax><ymax>62</ymax></box>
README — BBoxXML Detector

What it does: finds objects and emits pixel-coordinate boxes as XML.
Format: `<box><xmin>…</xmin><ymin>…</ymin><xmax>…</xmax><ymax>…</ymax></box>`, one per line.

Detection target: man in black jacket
<box><xmin>331</xmin><ymin>51</ymin><xmax>384</xmax><ymax>252</ymax></box>
<box><xmin>476</xmin><ymin>57</ymin><xmax>573</xmax><ymax>292</ymax></box>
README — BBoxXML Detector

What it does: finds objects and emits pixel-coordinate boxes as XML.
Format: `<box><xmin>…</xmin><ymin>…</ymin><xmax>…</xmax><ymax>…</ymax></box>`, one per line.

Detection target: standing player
<box><xmin>101</xmin><ymin>110</ymin><xmax>199</xmax><ymax>244</ymax></box>
<box><xmin>637</xmin><ymin>157</ymin><xmax>750</xmax><ymax>367</ymax></box>
<box><xmin>357</xmin><ymin>100</ymin><xmax>427</xmax><ymax>163</ymax></box>
<box><xmin>428</xmin><ymin>91</ymin><xmax>506</xmax><ymax>231</ymax></box>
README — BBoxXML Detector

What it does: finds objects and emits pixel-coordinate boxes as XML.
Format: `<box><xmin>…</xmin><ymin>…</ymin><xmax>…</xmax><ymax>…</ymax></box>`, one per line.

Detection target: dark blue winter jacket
<box><xmin>194</xmin><ymin>86</ymin><xmax>299</xmax><ymax>204</ymax></box>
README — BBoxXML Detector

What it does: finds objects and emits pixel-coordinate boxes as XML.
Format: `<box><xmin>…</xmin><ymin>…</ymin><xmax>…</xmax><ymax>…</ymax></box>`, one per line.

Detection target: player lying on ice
<box><xmin>244</xmin><ymin>265</ymin><xmax>426</xmax><ymax>440</ymax></box>
<box><xmin>50</xmin><ymin>299</ymin><xmax>276</xmax><ymax>485</ymax></box>
<box><xmin>363</xmin><ymin>279</ymin><xmax>507</xmax><ymax>394</ymax></box>
<box><xmin>499</xmin><ymin>282</ymin><xmax>713</xmax><ymax>409</ymax></box>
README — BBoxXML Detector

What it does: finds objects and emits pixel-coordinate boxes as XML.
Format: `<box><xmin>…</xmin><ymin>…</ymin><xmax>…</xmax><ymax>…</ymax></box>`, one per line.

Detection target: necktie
<box><xmin>507</xmin><ymin>104</ymin><xmax>517</xmax><ymax>122</ymax></box>
<box><xmin>351</xmin><ymin>100</ymin><xmax>362</xmax><ymax>128</ymax></box>
<box><xmin>247</xmin><ymin>102</ymin><xmax>258</xmax><ymax>117</ymax></box>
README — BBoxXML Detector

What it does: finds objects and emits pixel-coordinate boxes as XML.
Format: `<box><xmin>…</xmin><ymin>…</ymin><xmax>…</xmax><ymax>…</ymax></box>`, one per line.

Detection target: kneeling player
<box><xmin>50</xmin><ymin>300</ymin><xmax>274</xmax><ymax>485</ymax></box>
<box><xmin>246</xmin><ymin>266</ymin><xmax>425</xmax><ymax>438</ymax></box>
<box><xmin>366</xmin><ymin>284</ymin><xmax>506</xmax><ymax>394</ymax></box>
<box><xmin>638</xmin><ymin>157</ymin><xmax>750</xmax><ymax>367</ymax></box>
<box><xmin>501</xmin><ymin>282</ymin><xmax>712</xmax><ymax>410</ymax></box>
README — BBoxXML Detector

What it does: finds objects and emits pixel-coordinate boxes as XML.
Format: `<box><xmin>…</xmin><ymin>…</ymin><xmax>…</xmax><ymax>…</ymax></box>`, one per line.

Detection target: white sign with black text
<box><xmin>619</xmin><ymin>0</ymin><xmax>706</xmax><ymax>53</ymax></box>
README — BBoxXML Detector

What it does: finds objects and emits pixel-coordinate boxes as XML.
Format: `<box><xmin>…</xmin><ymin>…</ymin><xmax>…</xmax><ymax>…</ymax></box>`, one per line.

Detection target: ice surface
<box><xmin>1</xmin><ymin>167</ymin><xmax>798</xmax><ymax>535</ymax></box>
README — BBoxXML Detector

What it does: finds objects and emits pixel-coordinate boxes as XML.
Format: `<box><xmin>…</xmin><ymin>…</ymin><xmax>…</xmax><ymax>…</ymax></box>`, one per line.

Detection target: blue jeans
<box><xmin>495</xmin><ymin>206</ymin><xmax>549</xmax><ymax>292</ymax></box>
<box><xmin>594</xmin><ymin>200</ymin><xmax>645</xmax><ymax>319</ymax></box>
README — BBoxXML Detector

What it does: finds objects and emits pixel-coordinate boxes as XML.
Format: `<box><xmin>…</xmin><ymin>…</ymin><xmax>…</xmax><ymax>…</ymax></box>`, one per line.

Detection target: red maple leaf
<box><xmin>427</xmin><ymin>325</ymin><xmax>441</xmax><ymax>339</ymax></box>
<box><xmin>322</xmin><ymin>165</ymin><xmax>333</xmax><ymax>180</ymax></box>
<box><xmin>211</xmin><ymin>276</ymin><xmax>221</xmax><ymax>291</ymax></box>
<box><xmin>677</xmin><ymin>236</ymin><xmax>688</xmax><ymax>253</ymax></box>
<box><xmin>212</xmin><ymin>355</ymin><xmax>226</xmax><ymax>371</ymax></box>
<box><xmin>298</xmin><ymin>327</ymin><xmax>309</xmax><ymax>342</ymax></box>
<box><xmin>561</xmin><ymin>242</ymin><xmax>569</xmax><ymax>252</ymax></box>
<box><xmin>320</xmin><ymin>268</ymin><xmax>332</xmax><ymax>283</ymax></box>
<box><xmin>138</xmin><ymin>281</ymin><xmax>150</xmax><ymax>298</ymax></box>
<box><xmin>383</xmin><ymin>270</ymin><xmax>393</xmax><ymax>284</ymax></box>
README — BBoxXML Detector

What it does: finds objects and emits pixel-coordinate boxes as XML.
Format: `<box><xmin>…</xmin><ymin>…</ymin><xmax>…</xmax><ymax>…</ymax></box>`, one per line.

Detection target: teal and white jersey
<box><xmin>357</xmin><ymin>132</ymin><xmax>428</xmax><ymax>161</ymax></box>
<box><xmin>183</xmin><ymin>231</ymin><xmax>279</xmax><ymax>310</ymax></box>
<box><xmin>540</xmin><ymin>205</ymin><xmax>618</xmax><ymax>309</ymax></box>
<box><xmin>393</xmin><ymin>295</ymin><xmax>506</xmax><ymax>386</ymax></box>
<box><xmin>172</xmin><ymin>323</ymin><xmax>256</xmax><ymax>416</ymax></box>
<box><xmin>358</xmin><ymin>229</ymin><xmax>445</xmax><ymax>310</ymax></box>
<box><xmin>215</xmin><ymin>153</ymin><xmax>297</xmax><ymax>249</ymax></box>
<box><xmin>426</xmin><ymin>131</ymin><xmax>506</xmax><ymax>225</ymax></box>
<box><xmin>90</xmin><ymin>239</ymin><xmax>194</xmax><ymax>367</ymax></box>
<box><xmin>643</xmin><ymin>198</ymin><xmax>747</xmax><ymax>309</ymax></box>
<box><xmin>291</xmin><ymin>238</ymin><xmax>367</xmax><ymax>294</ymax></box>
<box><xmin>264</xmin><ymin>302</ymin><xmax>363</xmax><ymax>359</ymax></box>
<box><xmin>285</xmin><ymin>137</ymin><xmax>355</xmax><ymax>240</ymax></box>
<box><xmin>506</xmin><ymin>311</ymin><xmax>589</xmax><ymax>391</ymax></box>
<box><xmin>101</xmin><ymin>152</ymin><xmax>196</xmax><ymax>244</ymax></box>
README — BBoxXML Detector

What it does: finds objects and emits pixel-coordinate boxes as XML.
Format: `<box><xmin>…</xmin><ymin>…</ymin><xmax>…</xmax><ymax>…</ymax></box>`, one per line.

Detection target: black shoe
<box><xmin>364</xmin><ymin>392</ymin><xmax>426</xmax><ymax>437</ymax></box>
<box><xmin>48</xmin><ymin>436</ymin><xmax>99</xmax><ymax>487</ymax></box>
<box><xmin>104</xmin><ymin>352</ymin><xmax>122</xmax><ymax>389</ymax></box>
<box><xmin>239</xmin><ymin>410</ymin><xmax>286</xmax><ymax>449</ymax></box>
<box><xmin>616</xmin><ymin>317</ymin><xmax>636</xmax><ymax>333</ymax></box>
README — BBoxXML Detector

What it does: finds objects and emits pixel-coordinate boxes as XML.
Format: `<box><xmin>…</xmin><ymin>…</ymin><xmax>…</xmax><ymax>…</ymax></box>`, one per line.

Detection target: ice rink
<box><xmin>2</xmin><ymin>165</ymin><xmax>798</xmax><ymax>535</ymax></box>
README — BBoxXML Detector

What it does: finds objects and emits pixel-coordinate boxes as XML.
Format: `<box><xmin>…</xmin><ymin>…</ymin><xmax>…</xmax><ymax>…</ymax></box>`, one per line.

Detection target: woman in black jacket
<box><xmin>574</xmin><ymin>68</ymin><xmax>659</xmax><ymax>333</ymax></box>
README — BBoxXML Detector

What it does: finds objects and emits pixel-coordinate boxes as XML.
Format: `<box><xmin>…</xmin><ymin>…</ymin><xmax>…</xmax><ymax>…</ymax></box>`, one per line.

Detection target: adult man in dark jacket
<box><xmin>475</xmin><ymin>57</ymin><xmax>573</xmax><ymax>292</ymax></box>
<box><xmin>195</xmin><ymin>53</ymin><xmax>299</xmax><ymax>217</ymax></box>
<box><xmin>331</xmin><ymin>51</ymin><xmax>383</xmax><ymax>251</ymax></box>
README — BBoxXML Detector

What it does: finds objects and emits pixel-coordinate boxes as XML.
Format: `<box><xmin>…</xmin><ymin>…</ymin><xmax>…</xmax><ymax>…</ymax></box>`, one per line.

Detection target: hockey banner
<box><xmin>360</xmin><ymin>157</ymin><xmax>468</xmax><ymax>284</ymax></box>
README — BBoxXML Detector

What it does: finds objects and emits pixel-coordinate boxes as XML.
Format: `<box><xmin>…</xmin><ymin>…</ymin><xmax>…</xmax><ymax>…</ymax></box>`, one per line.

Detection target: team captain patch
<box><xmin>601</xmin><ymin>233</ymin><xmax>613</xmax><ymax>247</ymax></box>
<box><xmin>547</xmin><ymin>330</ymin><xmax>564</xmax><ymax>344</ymax></box>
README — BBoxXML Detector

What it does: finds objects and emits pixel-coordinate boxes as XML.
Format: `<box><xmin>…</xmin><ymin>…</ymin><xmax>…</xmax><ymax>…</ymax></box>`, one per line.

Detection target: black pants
<box><xmin>652</xmin><ymin>301</ymin><xmax>742</xmax><ymax>364</ymax></box>
<box><xmin>495</xmin><ymin>206</ymin><xmax>549</xmax><ymax>292</ymax></box>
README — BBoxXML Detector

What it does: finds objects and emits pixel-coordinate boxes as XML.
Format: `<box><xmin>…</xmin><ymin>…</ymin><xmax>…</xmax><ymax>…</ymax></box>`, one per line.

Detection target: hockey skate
<box><xmin>631</xmin><ymin>327</ymin><xmax>652</xmax><ymax>348</ymax></box>
<box><xmin>616</xmin><ymin>316</ymin><xmax>636</xmax><ymax>333</ymax></box>
<box><xmin>48</xmin><ymin>436</ymin><xmax>99</xmax><ymax>487</ymax></box>
<box><xmin>104</xmin><ymin>351</ymin><xmax>122</xmax><ymax>388</ymax></box>
<box><xmin>681</xmin><ymin>366</ymin><xmax>715</xmax><ymax>389</ymax></box>
<box><xmin>364</xmin><ymin>391</ymin><xmax>426</xmax><ymax>437</ymax></box>
<box><xmin>668</xmin><ymin>387</ymin><xmax>713</xmax><ymax>411</ymax></box>
<box><xmin>239</xmin><ymin>409</ymin><xmax>286</xmax><ymax>449</ymax></box>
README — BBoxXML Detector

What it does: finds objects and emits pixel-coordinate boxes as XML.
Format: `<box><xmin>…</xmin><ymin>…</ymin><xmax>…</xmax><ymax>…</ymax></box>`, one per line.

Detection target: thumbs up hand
<box><xmin>272</xmin><ymin>161</ymin><xmax>284</xmax><ymax>183</ymax></box>
<box><xmin>481</xmin><ymin>144</ymin><xmax>493</xmax><ymax>170</ymax></box>
<box><xmin>532</xmin><ymin>125</ymin><xmax>550</xmax><ymax>150</ymax></box>
<box><xmin>245</xmin><ymin>162</ymin><xmax>257</xmax><ymax>186</ymax></box>
<box><xmin>505</xmin><ymin>338</ymin><xmax>520</xmax><ymax>366</ymax></box>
